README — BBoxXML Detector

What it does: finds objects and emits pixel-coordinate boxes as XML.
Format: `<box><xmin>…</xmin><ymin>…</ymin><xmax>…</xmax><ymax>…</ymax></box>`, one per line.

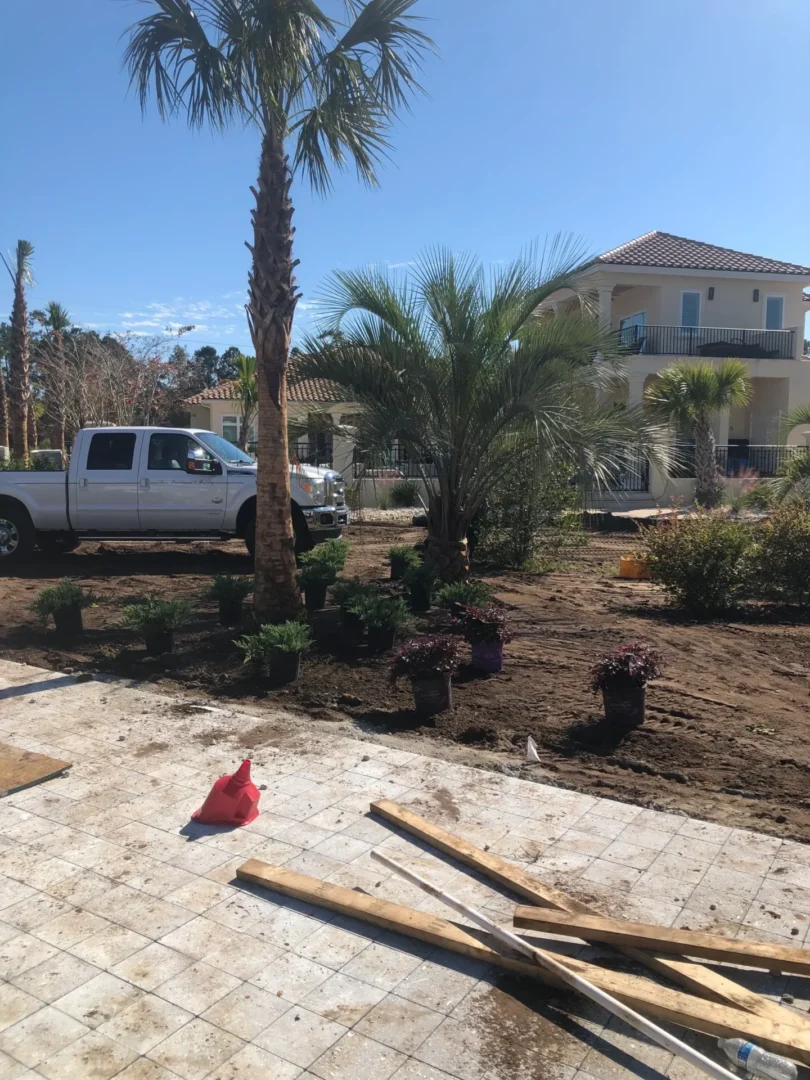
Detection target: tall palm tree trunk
<box><xmin>0</xmin><ymin>364</ymin><xmax>8</xmax><ymax>450</ymax></box>
<box><xmin>694</xmin><ymin>413</ymin><xmax>723</xmax><ymax>508</ymax></box>
<box><xmin>54</xmin><ymin>331</ymin><xmax>67</xmax><ymax>454</ymax></box>
<box><xmin>27</xmin><ymin>405</ymin><xmax>38</xmax><ymax>451</ymax></box>
<box><xmin>8</xmin><ymin>270</ymin><xmax>30</xmax><ymax>460</ymax></box>
<box><xmin>248</xmin><ymin>129</ymin><xmax>303</xmax><ymax>621</ymax></box>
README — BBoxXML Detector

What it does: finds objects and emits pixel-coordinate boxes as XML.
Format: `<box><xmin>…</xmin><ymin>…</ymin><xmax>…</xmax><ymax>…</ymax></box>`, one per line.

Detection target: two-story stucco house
<box><xmin>540</xmin><ymin>230</ymin><xmax>810</xmax><ymax>505</ymax></box>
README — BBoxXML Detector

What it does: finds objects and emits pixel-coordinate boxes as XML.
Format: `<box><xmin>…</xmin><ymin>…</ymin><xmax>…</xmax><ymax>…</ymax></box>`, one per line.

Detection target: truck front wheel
<box><xmin>0</xmin><ymin>503</ymin><xmax>35</xmax><ymax>570</ymax></box>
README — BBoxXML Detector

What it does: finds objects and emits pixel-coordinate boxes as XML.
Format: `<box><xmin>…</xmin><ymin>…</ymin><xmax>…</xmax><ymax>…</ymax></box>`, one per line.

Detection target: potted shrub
<box><xmin>315</xmin><ymin>538</ymin><xmax>351</xmax><ymax>572</ymax></box>
<box><xmin>349</xmin><ymin>594</ymin><xmax>410</xmax><ymax>654</ymax></box>
<box><xmin>29</xmin><ymin>579</ymin><xmax>96</xmax><ymax>636</ymax></box>
<box><xmin>436</xmin><ymin>579</ymin><xmax>493</xmax><ymax>616</ymax></box>
<box><xmin>299</xmin><ymin>552</ymin><xmax>338</xmax><ymax>612</ymax></box>
<box><xmin>331</xmin><ymin>578</ymin><xmax>376</xmax><ymax>633</ymax></box>
<box><xmin>390</xmin><ymin>634</ymin><xmax>460</xmax><ymax>716</ymax></box>
<box><xmin>403</xmin><ymin>562</ymin><xmax>438</xmax><ymax>612</ymax></box>
<box><xmin>387</xmin><ymin>544</ymin><xmax>421</xmax><ymax>581</ymax></box>
<box><xmin>236</xmin><ymin>620</ymin><xmax>312</xmax><ymax>686</ymax></box>
<box><xmin>454</xmin><ymin>603</ymin><xmax>512</xmax><ymax>673</ymax></box>
<box><xmin>590</xmin><ymin>641</ymin><xmax>664</xmax><ymax>729</ymax></box>
<box><xmin>208</xmin><ymin>574</ymin><xmax>251</xmax><ymax>626</ymax></box>
<box><xmin>122</xmin><ymin>597</ymin><xmax>191</xmax><ymax>656</ymax></box>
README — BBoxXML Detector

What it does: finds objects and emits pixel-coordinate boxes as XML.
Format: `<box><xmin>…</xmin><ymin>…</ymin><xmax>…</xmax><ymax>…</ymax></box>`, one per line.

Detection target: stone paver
<box><xmin>0</xmin><ymin>658</ymin><xmax>806</xmax><ymax>1079</ymax></box>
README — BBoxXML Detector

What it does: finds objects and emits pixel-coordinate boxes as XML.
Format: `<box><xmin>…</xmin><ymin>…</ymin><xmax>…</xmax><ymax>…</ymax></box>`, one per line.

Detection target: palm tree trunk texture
<box><xmin>425</xmin><ymin>535</ymin><xmax>470</xmax><ymax>582</ymax></box>
<box><xmin>0</xmin><ymin>366</ymin><xmax>8</xmax><ymax>450</ymax></box>
<box><xmin>50</xmin><ymin>332</ymin><xmax>67</xmax><ymax>454</ymax></box>
<box><xmin>247</xmin><ymin>129</ymin><xmax>303</xmax><ymax>621</ymax></box>
<box><xmin>693</xmin><ymin>414</ymin><xmax>723</xmax><ymax>508</ymax></box>
<box><xmin>9</xmin><ymin>271</ymin><xmax>30</xmax><ymax>460</ymax></box>
<box><xmin>27</xmin><ymin>405</ymin><xmax>38</xmax><ymax>451</ymax></box>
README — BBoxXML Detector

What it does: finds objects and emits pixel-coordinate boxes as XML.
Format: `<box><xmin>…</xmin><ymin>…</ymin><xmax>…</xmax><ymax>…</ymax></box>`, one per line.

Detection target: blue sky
<box><xmin>2</xmin><ymin>0</ymin><xmax>809</xmax><ymax>353</ymax></box>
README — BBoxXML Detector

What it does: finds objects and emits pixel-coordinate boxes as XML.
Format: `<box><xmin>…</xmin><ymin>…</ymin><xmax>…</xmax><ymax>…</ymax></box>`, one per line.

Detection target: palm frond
<box><xmin>780</xmin><ymin>404</ymin><xmax>810</xmax><ymax>440</ymax></box>
<box><xmin>1</xmin><ymin>241</ymin><xmax>35</xmax><ymax>287</ymax></box>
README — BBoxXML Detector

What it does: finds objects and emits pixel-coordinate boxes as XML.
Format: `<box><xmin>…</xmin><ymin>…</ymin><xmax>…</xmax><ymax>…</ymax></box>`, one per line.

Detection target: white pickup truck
<box><xmin>0</xmin><ymin>426</ymin><xmax>349</xmax><ymax>566</ymax></box>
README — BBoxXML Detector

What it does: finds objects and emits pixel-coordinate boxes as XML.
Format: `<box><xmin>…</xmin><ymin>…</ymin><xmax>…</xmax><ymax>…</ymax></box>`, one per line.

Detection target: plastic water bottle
<box><xmin>717</xmin><ymin>1038</ymin><xmax>797</xmax><ymax>1080</ymax></box>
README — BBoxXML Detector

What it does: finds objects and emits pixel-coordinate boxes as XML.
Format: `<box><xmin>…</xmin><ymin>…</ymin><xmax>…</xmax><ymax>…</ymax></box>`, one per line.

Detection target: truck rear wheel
<box><xmin>0</xmin><ymin>503</ymin><xmax>35</xmax><ymax>570</ymax></box>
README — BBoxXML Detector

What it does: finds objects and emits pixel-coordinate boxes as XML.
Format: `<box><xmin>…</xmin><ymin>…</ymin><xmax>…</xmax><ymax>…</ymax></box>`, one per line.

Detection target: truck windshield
<box><xmin>196</xmin><ymin>433</ymin><xmax>254</xmax><ymax>465</ymax></box>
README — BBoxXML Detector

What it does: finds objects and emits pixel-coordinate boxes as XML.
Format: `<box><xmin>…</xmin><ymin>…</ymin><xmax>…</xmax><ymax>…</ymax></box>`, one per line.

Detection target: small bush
<box><xmin>330</xmin><ymin>578</ymin><xmax>376</xmax><ymax>609</ymax></box>
<box><xmin>235</xmin><ymin>620</ymin><xmax>312</xmax><ymax>662</ymax></box>
<box><xmin>387</xmin><ymin>545</ymin><xmax>421</xmax><ymax>571</ymax></box>
<box><xmin>390</xmin><ymin>634</ymin><xmax>461</xmax><ymax>682</ymax></box>
<box><xmin>390</xmin><ymin>479</ymin><xmax>420</xmax><ymax>508</ymax></box>
<box><xmin>753</xmin><ymin>504</ymin><xmax>810</xmax><ymax>607</ymax></box>
<box><xmin>29</xmin><ymin>579</ymin><xmax>96</xmax><ymax>620</ymax></box>
<box><xmin>376</xmin><ymin>488</ymin><xmax>393</xmax><ymax>510</ymax></box>
<box><xmin>435</xmin><ymin>580</ymin><xmax>492</xmax><ymax>611</ymax></box>
<box><xmin>299</xmin><ymin>559</ymin><xmax>338</xmax><ymax>589</ymax></box>
<box><xmin>207</xmin><ymin>574</ymin><xmax>251</xmax><ymax>603</ymax></box>
<box><xmin>590</xmin><ymin>642</ymin><xmax>664</xmax><ymax>692</ymax></box>
<box><xmin>348</xmin><ymin>594</ymin><xmax>410</xmax><ymax>630</ymax></box>
<box><xmin>309</xmin><ymin>538</ymin><xmax>350</xmax><ymax>571</ymax></box>
<box><xmin>122</xmin><ymin>597</ymin><xmax>190</xmax><ymax>634</ymax></box>
<box><xmin>453</xmin><ymin>603</ymin><xmax>511</xmax><ymax>645</ymax></box>
<box><xmin>641</xmin><ymin>512</ymin><xmax>754</xmax><ymax>615</ymax></box>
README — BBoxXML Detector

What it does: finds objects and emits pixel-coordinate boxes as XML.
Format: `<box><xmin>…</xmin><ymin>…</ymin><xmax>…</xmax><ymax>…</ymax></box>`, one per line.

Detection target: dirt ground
<box><xmin>3</xmin><ymin>524</ymin><xmax>810</xmax><ymax>843</ymax></box>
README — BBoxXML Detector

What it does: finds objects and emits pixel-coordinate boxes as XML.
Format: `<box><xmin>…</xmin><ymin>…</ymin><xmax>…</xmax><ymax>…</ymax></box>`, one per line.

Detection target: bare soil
<box><xmin>3</xmin><ymin>526</ymin><xmax>810</xmax><ymax>842</ymax></box>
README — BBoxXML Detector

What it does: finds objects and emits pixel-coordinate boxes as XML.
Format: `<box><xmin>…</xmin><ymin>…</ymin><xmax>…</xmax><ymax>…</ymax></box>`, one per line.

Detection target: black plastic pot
<box><xmin>269</xmin><ymin>648</ymin><xmax>302</xmax><ymax>686</ymax></box>
<box><xmin>304</xmin><ymin>582</ymin><xmax>328</xmax><ymax>612</ymax></box>
<box><xmin>52</xmin><ymin>605</ymin><xmax>83</xmax><ymax>636</ymax></box>
<box><xmin>144</xmin><ymin>630</ymin><xmax>174</xmax><ymax>657</ymax></box>
<box><xmin>408</xmin><ymin>583</ymin><xmax>433</xmax><ymax>613</ymax></box>
<box><xmin>367</xmin><ymin>625</ymin><xmax>397</xmax><ymax>655</ymax></box>
<box><xmin>471</xmin><ymin>640</ymin><xmax>504</xmax><ymax>673</ymax></box>
<box><xmin>390</xmin><ymin>556</ymin><xmax>409</xmax><ymax>581</ymax></box>
<box><xmin>218</xmin><ymin>599</ymin><xmax>243</xmax><ymax>627</ymax></box>
<box><xmin>603</xmin><ymin>685</ymin><xmax>646</xmax><ymax>729</ymax></box>
<box><xmin>412</xmin><ymin>672</ymin><xmax>452</xmax><ymax>715</ymax></box>
<box><xmin>341</xmin><ymin>606</ymin><xmax>363</xmax><ymax>635</ymax></box>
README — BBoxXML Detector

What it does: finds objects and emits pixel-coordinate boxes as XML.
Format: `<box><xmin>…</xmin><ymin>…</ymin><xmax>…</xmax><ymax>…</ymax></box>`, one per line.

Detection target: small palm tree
<box><xmin>122</xmin><ymin>0</ymin><xmax>433</xmax><ymax>621</ymax></box>
<box><xmin>644</xmin><ymin>360</ymin><xmax>752</xmax><ymax>508</ymax></box>
<box><xmin>1</xmin><ymin>241</ymin><xmax>35</xmax><ymax>459</ymax></box>
<box><xmin>32</xmin><ymin>302</ymin><xmax>72</xmax><ymax>453</ymax></box>
<box><xmin>232</xmin><ymin>353</ymin><xmax>258</xmax><ymax>452</ymax></box>
<box><xmin>298</xmin><ymin>246</ymin><xmax>673</xmax><ymax>580</ymax></box>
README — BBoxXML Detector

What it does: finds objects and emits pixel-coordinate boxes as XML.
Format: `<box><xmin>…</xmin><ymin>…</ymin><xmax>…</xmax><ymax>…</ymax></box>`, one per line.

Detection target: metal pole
<box><xmin>371</xmin><ymin>851</ymin><xmax>740</xmax><ymax>1080</ymax></box>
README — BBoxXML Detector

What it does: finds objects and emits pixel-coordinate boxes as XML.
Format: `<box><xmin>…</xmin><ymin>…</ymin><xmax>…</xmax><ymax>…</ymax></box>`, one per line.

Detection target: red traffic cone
<box><xmin>192</xmin><ymin>759</ymin><xmax>260</xmax><ymax>827</ymax></box>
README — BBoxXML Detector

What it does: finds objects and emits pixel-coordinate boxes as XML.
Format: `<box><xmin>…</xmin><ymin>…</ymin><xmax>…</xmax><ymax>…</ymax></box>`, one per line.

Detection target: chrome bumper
<box><xmin>303</xmin><ymin>505</ymin><xmax>350</xmax><ymax>532</ymax></box>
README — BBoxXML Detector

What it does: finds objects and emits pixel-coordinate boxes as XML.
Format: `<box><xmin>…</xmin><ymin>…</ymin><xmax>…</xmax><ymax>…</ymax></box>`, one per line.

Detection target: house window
<box><xmin>680</xmin><ymin>292</ymin><xmax>701</xmax><ymax>327</ymax></box>
<box><xmin>618</xmin><ymin>312</ymin><xmax>646</xmax><ymax>351</ymax></box>
<box><xmin>765</xmin><ymin>296</ymin><xmax>784</xmax><ymax>330</ymax></box>
<box><xmin>222</xmin><ymin>416</ymin><xmax>239</xmax><ymax>444</ymax></box>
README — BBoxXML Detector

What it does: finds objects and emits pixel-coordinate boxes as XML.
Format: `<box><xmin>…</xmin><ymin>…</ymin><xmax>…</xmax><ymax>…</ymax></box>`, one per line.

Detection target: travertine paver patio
<box><xmin>0</xmin><ymin>658</ymin><xmax>808</xmax><ymax>1080</ymax></box>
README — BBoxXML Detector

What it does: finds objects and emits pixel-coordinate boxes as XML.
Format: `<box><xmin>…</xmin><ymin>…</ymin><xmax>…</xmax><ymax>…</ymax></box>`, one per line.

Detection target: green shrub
<box><xmin>435</xmin><ymin>580</ymin><xmax>493</xmax><ymax>610</ymax></box>
<box><xmin>330</xmin><ymin>578</ymin><xmax>376</xmax><ymax>609</ymax></box>
<box><xmin>376</xmin><ymin>488</ymin><xmax>393</xmax><ymax>510</ymax></box>
<box><xmin>390</xmin><ymin>479</ymin><xmax>420</xmax><ymax>508</ymax></box>
<box><xmin>122</xmin><ymin>597</ymin><xmax>191</xmax><ymax>634</ymax></box>
<box><xmin>641</xmin><ymin>512</ymin><xmax>754</xmax><ymax>615</ymax></box>
<box><xmin>348</xmin><ymin>594</ymin><xmax>410</xmax><ymax>630</ymax></box>
<box><xmin>299</xmin><ymin>559</ymin><xmax>338</xmax><ymax>589</ymax></box>
<box><xmin>310</xmin><ymin>538</ymin><xmax>350</xmax><ymax>570</ymax></box>
<box><xmin>387</xmin><ymin>545</ymin><xmax>421</xmax><ymax>571</ymax></box>
<box><xmin>235</xmin><ymin>621</ymin><xmax>312</xmax><ymax>662</ymax></box>
<box><xmin>29</xmin><ymin>579</ymin><xmax>96</xmax><ymax>620</ymax></box>
<box><xmin>753</xmin><ymin>504</ymin><xmax>810</xmax><ymax>607</ymax></box>
<box><xmin>207</xmin><ymin>574</ymin><xmax>251</xmax><ymax>602</ymax></box>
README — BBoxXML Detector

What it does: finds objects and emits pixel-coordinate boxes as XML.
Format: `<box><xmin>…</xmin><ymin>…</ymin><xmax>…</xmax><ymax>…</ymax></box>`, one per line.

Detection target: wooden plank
<box><xmin>371</xmin><ymin>798</ymin><xmax>801</xmax><ymax>1030</ymax></box>
<box><xmin>236</xmin><ymin>858</ymin><xmax>810</xmax><ymax>1064</ymax></box>
<box><xmin>514</xmin><ymin>907</ymin><xmax>810</xmax><ymax>975</ymax></box>
<box><xmin>0</xmin><ymin>744</ymin><xmax>71</xmax><ymax>798</ymax></box>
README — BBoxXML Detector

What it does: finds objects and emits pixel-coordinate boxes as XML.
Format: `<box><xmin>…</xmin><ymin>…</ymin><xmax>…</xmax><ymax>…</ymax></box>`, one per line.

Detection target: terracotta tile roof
<box><xmin>185</xmin><ymin>374</ymin><xmax>349</xmax><ymax>406</ymax></box>
<box><xmin>595</xmin><ymin>231</ymin><xmax>810</xmax><ymax>276</ymax></box>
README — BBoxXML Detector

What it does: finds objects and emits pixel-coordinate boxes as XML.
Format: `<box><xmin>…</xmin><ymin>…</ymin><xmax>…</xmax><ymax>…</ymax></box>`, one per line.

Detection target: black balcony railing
<box><xmin>604</xmin><ymin>449</ymin><xmax>650</xmax><ymax>492</ymax></box>
<box><xmin>352</xmin><ymin>446</ymin><xmax>437</xmax><ymax>479</ymax></box>
<box><xmin>617</xmin><ymin>324</ymin><xmax>795</xmax><ymax>360</ymax></box>
<box><xmin>670</xmin><ymin>443</ymin><xmax>810</xmax><ymax>479</ymax></box>
<box><xmin>291</xmin><ymin>440</ymin><xmax>333</xmax><ymax>467</ymax></box>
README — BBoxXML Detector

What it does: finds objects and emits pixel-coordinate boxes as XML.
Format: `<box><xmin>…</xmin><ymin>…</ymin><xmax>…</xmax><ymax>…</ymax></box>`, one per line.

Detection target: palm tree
<box><xmin>1</xmin><ymin>241</ymin><xmax>35</xmax><ymax>460</ymax></box>
<box><xmin>232</xmin><ymin>353</ymin><xmax>258</xmax><ymax>452</ymax></box>
<box><xmin>0</xmin><ymin>323</ymin><xmax>10</xmax><ymax>451</ymax></box>
<box><xmin>297</xmin><ymin>247</ymin><xmax>673</xmax><ymax>580</ymax></box>
<box><xmin>32</xmin><ymin>302</ymin><xmax>72</xmax><ymax>454</ymax></box>
<box><xmin>644</xmin><ymin>360</ymin><xmax>752</xmax><ymax>508</ymax></box>
<box><xmin>122</xmin><ymin>0</ymin><xmax>433</xmax><ymax>621</ymax></box>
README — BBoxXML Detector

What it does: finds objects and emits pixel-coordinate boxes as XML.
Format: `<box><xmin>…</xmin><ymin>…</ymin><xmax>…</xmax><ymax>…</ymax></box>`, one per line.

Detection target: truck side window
<box><xmin>86</xmin><ymin>432</ymin><xmax>137</xmax><ymax>471</ymax></box>
<box><xmin>148</xmin><ymin>434</ymin><xmax>216</xmax><ymax>473</ymax></box>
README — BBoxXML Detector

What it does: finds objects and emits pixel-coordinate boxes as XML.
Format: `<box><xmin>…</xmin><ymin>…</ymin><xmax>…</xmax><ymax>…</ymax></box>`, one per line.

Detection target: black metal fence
<box><xmin>617</xmin><ymin>324</ymin><xmax>794</xmax><ymax>360</ymax></box>
<box><xmin>604</xmin><ymin>450</ymin><xmax>650</xmax><ymax>492</ymax></box>
<box><xmin>670</xmin><ymin>443</ymin><xmax>810</xmax><ymax>479</ymax></box>
<box><xmin>352</xmin><ymin>445</ymin><xmax>437</xmax><ymax>479</ymax></box>
<box><xmin>292</xmin><ymin>441</ymin><xmax>333</xmax><ymax>467</ymax></box>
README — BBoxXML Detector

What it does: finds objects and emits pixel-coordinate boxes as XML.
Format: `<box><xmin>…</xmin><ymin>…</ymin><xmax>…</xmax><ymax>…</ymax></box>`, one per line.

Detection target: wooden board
<box><xmin>514</xmin><ymin>907</ymin><xmax>810</xmax><ymax>975</ymax></box>
<box><xmin>236</xmin><ymin>858</ymin><xmax>810</xmax><ymax>1065</ymax></box>
<box><xmin>0</xmin><ymin>744</ymin><xmax>71</xmax><ymax>797</ymax></box>
<box><xmin>371</xmin><ymin>798</ymin><xmax>802</xmax><ymax>1031</ymax></box>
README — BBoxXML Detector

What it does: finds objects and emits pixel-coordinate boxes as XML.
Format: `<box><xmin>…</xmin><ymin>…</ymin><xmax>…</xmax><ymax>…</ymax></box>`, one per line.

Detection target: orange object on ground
<box><xmin>619</xmin><ymin>555</ymin><xmax>651</xmax><ymax>580</ymax></box>
<box><xmin>192</xmin><ymin>759</ymin><xmax>260</xmax><ymax>826</ymax></box>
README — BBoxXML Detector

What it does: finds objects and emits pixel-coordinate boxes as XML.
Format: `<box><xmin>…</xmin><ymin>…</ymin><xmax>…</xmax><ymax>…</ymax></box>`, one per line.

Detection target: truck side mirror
<box><xmin>186</xmin><ymin>453</ymin><xmax>222</xmax><ymax>476</ymax></box>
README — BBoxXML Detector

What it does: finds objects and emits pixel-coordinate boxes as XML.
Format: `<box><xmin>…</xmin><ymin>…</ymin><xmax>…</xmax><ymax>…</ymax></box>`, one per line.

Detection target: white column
<box><xmin>597</xmin><ymin>287</ymin><xmax>613</xmax><ymax>332</ymax></box>
<box><xmin>716</xmin><ymin>412</ymin><xmax>730</xmax><ymax>447</ymax></box>
<box><xmin>627</xmin><ymin>373</ymin><xmax>647</xmax><ymax>407</ymax></box>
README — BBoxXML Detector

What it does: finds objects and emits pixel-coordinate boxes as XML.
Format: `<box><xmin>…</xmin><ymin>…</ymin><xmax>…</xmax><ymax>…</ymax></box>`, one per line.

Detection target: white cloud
<box><xmin>387</xmin><ymin>260</ymin><xmax>415</xmax><ymax>269</ymax></box>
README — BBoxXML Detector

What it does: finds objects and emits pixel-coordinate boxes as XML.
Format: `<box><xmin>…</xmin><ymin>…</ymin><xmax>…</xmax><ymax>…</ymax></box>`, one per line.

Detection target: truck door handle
<box><xmin>140</xmin><ymin>478</ymin><xmax>150</xmax><ymax>490</ymax></box>
<box><xmin>212</xmin><ymin>497</ymin><xmax>223</xmax><ymax>504</ymax></box>
<box><xmin>79</xmin><ymin>477</ymin><xmax>88</xmax><ymax>489</ymax></box>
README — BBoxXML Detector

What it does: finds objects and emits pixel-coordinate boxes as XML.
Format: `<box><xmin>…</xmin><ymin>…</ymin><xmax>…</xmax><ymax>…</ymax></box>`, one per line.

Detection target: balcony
<box><xmin>352</xmin><ymin>445</ymin><xmax>438</xmax><ymax>479</ymax></box>
<box><xmin>670</xmin><ymin>443</ymin><xmax>810</xmax><ymax>479</ymax></box>
<box><xmin>617</xmin><ymin>325</ymin><xmax>795</xmax><ymax>360</ymax></box>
